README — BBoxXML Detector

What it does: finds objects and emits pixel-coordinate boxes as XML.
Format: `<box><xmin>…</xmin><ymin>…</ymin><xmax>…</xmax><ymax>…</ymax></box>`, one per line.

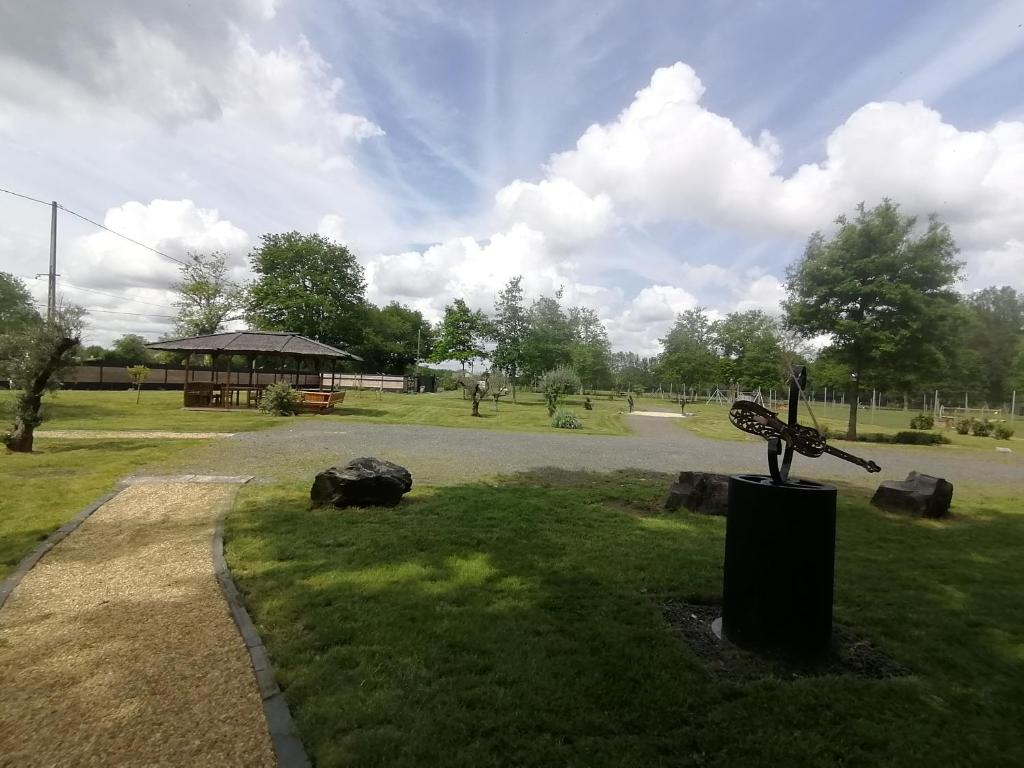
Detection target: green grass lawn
<box><xmin>336</xmin><ymin>388</ymin><xmax>629</xmax><ymax>435</ymax></box>
<box><xmin>0</xmin><ymin>438</ymin><xmax>199</xmax><ymax>578</ymax></box>
<box><xmin>668</xmin><ymin>400</ymin><xmax>1020</xmax><ymax>452</ymax></box>
<box><xmin>0</xmin><ymin>388</ymin><xmax>629</xmax><ymax>436</ymax></box>
<box><xmin>226</xmin><ymin>472</ymin><xmax>1024</xmax><ymax>767</ymax></box>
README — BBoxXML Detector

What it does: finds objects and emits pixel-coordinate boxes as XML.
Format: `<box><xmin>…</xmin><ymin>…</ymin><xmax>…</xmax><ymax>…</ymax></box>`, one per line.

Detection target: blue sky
<box><xmin>1</xmin><ymin>0</ymin><xmax>1022</xmax><ymax>351</ymax></box>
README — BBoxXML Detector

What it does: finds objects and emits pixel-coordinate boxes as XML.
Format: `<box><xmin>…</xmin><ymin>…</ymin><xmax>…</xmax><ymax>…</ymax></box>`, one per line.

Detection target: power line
<box><xmin>0</xmin><ymin>186</ymin><xmax>50</xmax><ymax>207</ymax></box>
<box><xmin>56</xmin><ymin>204</ymin><xmax>191</xmax><ymax>267</ymax></box>
<box><xmin>19</xmin><ymin>274</ymin><xmax>177</xmax><ymax>310</ymax></box>
<box><xmin>30</xmin><ymin>300</ymin><xmax>175</xmax><ymax>319</ymax></box>
<box><xmin>1</xmin><ymin>185</ymin><xmax>192</xmax><ymax>267</ymax></box>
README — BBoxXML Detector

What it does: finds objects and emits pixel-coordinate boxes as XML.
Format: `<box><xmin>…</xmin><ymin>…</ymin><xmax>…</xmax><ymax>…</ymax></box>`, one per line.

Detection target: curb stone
<box><xmin>213</xmin><ymin>486</ymin><xmax>312</xmax><ymax>768</ymax></box>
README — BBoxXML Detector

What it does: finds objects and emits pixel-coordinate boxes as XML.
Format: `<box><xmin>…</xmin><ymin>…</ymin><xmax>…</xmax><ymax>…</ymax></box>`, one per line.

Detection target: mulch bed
<box><xmin>661</xmin><ymin>598</ymin><xmax>911</xmax><ymax>683</ymax></box>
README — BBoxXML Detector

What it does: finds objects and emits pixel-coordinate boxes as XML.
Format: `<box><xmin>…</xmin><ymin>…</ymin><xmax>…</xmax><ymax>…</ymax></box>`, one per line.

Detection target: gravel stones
<box><xmin>871</xmin><ymin>471</ymin><xmax>954</xmax><ymax>518</ymax></box>
<box><xmin>311</xmin><ymin>457</ymin><xmax>413</xmax><ymax>508</ymax></box>
<box><xmin>664</xmin><ymin>471</ymin><xmax>731</xmax><ymax>516</ymax></box>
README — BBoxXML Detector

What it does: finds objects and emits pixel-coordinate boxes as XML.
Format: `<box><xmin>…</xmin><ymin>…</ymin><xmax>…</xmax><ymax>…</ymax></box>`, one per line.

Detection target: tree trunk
<box><xmin>846</xmin><ymin>376</ymin><xmax>860</xmax><ymax>441</ymax></box>
<box><xmin>3</xmin><ymin>337</ymin><xmax>77</xmax><ymax>453</ymax></box>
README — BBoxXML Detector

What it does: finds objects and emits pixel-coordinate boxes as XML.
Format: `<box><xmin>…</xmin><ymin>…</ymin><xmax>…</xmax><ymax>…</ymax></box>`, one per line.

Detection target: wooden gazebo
<box><xmin>147</xmin><ymin>331</ymin><xmax>361</xmax><ymax>408</ymax></box>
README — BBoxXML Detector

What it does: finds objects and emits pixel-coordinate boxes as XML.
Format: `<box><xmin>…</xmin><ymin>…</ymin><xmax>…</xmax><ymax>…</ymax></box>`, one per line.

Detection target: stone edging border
<box><xmin>213</xmin><ymin>493</ymin><xmax>312</xmax><ymax>768</ymax></box>
<box><xmin>0</xmin><ymin>486</ymin><xmax>124</xmax><ymax>611</ymax></box>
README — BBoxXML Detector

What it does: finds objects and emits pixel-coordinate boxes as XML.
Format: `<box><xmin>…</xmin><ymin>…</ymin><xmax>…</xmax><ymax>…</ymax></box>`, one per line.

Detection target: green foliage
<box><xmin>909</xmin><ymin>413</ymin><xmax>935</xmax><ymax>430</ymax></box>
<box><xmin>955</xmin><ymin>418</ymin><xmax>972</xmax><ymax>435</ymax></box>
<box><xmin>658</xmin><ymin>307</ymin><xmax>720</xmax><ymax>387</ymax></box>
<box><xmin>540</xmin><ymin>366</ymin><xmax>581</xmax><ymax>416</ymax></box>
<box><xmin>102</xmin><ymin>334</ymin><xmax>154</xmax><ymax>364</ymax></box>
<box><xmin>993</xmin><ymin>424</ymin><xmax>1014</xmax><ymax>440</ymax></box>
<box><xmin>716</xmin><ymin>310</ymin><xmax>785</xmax><ymax>390</ymax></box>
<box><xmin>173</xmin><ymin>251</ymin><xmax>245</xmax><ymax>337</ymax></box>
<box><xmin>431</xmin><ymin>298</ymin><xmax>488</xmax><ymax>370</ymax></box>
<box><xmin>970</xmin><ymin>420</ymin><xmax>994</xmax><ymax>437</ymax></box>
<box><xmin>957</xmin><ymin>287</ymin><xmax>1023</xmax><ymax>404</ymax></box>
<box><xmin>0</xmin><ymin>272</ymin><xmax>40</xmax><ymax>335</ymax></box>
<box><xmin>521</xmin><ymin>295</ymin><xmax>575</xmax><ymax>380</ymax></box>
<box><xmin>126</xmin><ymin>365</ymin><xmax>150</xmax><ymax>404</ymax></box>
<box><xmin>357</xmin><ymin>302</ymin><xmax>433</xmax><ymax>374</ymax></box>
<box><xmin>247</xmin><ymin>232</ymin><xmax>366</xmax><ymax>348</ymax></box>
<box><xmin>855</xmin><ymin>431</ymin><xmax>949</xmax><ymax>445</ymax></box>
<box><xmin>549</xmin><ymin>407</ymin><xmax>582</xmax><ymax>429</ymax></box>
<box><xmin>568</xmin><ymin>306</ymin><xmax>612</xmax><ymax>389</ymax></box>
<box><xmin>611</xmin><ymin>351</ymin><xmax>658</xmax><ymax>393</ymax></box>
<box><xmin>258</xmin><ymin>382</ymin><xmax>301</xmax><ymax>416</ymax></box>
<box><xmin>785</xmin><ymin>200</ymin><xmax>963</xmax><ymax>439</ymax></box>
<box><xmin>491</xmin><ymin>276</ymin><xmax>528</xmax><ymax>385</ymax></box>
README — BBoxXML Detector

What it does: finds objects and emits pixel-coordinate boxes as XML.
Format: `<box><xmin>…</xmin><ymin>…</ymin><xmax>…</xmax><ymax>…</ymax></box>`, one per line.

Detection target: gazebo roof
<box><xmin>147</xmin><ymin>331</ymin><xmax>362</xmax><ymax>360</ymax></box>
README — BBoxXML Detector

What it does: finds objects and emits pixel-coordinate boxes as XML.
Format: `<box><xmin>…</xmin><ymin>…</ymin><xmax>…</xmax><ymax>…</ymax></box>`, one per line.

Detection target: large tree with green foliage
<box><xmin>568</xmin><ymin>306</ymin><xmax>612</xmax><ymax>390</ymax></box>
<box><xmin>357</xmin><ymin>302</ymin><xmax>434</xmax><ymax>374</ymax></box>
<box><xmin>491</xmin><ymin>276</ymin><xmax>528</xmax><ymax>399</ymax></box>
<box><xmin>521</xmin><ymin>294</ymin><xmax>574</xmax><ymax>381</ymax></box>
<box><xmin>657</xmin><ymin>307</ymin><xmax>720</xmax><ymax>390</ymax></box>
<box><xmin>716</xmin><ymin>310</ymin><xmax>785</xmax><ymax>391</ymax></box>
<box><xmin>611</xmin><ymin>351</ymin><xmax>658</xmax><ymax>393</ymax></box>
<box><xmin>247</xmin><ymin>232</ymin><xmax>366</xmax><ymax>348</ymax></box>
<box><xmin>785</xmin><ymin>200</ymin><xmax>962</xmax><ymax>439</ymax></box>
<box><xmin>102</xmin><ymin>334</ymin><xmax>154</xmax><ymax>364</ymax></box>
<box><xmin>960</xmin><ymin>286</ymin><xmax>1022</xmax><ymax>405</ymax></box>
<box><xmin>173</xmin><ymin>251</ymin><xmax>245</xmax><ymax>337</ymax></box>
<box><xmin>431</xmin><ymin>298</ymin><xmax>488</xmax><ymax>372</ymax></box>
<box><xmin>1</xmin><ymin>305</ymin><xmax>83</xmax><ymax>452</ymax></box>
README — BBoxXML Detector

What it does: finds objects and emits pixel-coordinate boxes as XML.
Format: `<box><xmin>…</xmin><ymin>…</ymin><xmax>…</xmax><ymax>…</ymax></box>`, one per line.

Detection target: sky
<box><xmin>1</xmin><ymin>0</ymin><xmax>1023</xmax><ymax>355</ymax></box>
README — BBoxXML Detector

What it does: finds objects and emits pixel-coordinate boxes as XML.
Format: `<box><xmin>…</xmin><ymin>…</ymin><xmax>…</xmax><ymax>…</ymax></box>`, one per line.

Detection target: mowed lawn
<box><xmin>226</xmin><ymin>472</ymin><xmax>1024</xmax><ymax>768</ymax></box>
<box><xmin>0</xmin><ymin>389</ymin><xmax>629</xmax><ymax>436</ymax></box>
<box><xmin>0</xmin><ymin>439</ymin><xmax>199</xmax><ymax>578</ymax></box>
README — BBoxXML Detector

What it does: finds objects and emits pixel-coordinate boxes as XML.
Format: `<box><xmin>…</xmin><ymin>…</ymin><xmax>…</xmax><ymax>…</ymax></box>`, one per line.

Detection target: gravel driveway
<box><xmin>167</xmin><ymin>415</ymin><xmax>1023</xmax><ymax>491</ymax></box>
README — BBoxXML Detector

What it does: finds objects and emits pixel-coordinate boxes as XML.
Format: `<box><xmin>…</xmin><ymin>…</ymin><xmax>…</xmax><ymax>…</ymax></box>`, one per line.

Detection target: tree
<box><xmin>491</xmin><ymin>276</ymin><xmax>528</xmax><ymax>400</ymax></box>
<box><xmin>431</xmin><ymin>299</ymin><xmax>487</xmax><ymax>372</ymax></box>
<box><xmin>1</xmin><ymin>306</ymin><xmax>84</xmax><ymax>452</ymax></box>
<box><xmin>521</xmin><ymin>295</ymin><xmax>574</xmax><ymax>381</ymax></box>
<box><xmin>127</xmin><ymin>365</ymin><xmax>151</xmax><ymax>404</ymax></box>
<box><xmin>785</xmin><ymin>200</ymin><xmax>962</xmax><ymax>439</ymax></box>
<box><xmin>357</xmin><ymin>302</ymin><xmax>434</xmax><ymax>374</ymax></box>
<box><xmin>961</xmin><ymin>286</ymin><xmax>1023</xmax><ymax>405</ymax></box>
<box><xmin>657</xmin><ymin>308</ymin><xmax>720</xmax><ymax>390</ymax></box>
<box><xmin>611</xmin><ymin>352</ymin><xmax>658</xmax><ymax>394</ymax></box>
<box><xmin>568</xmin><ymin>306</ymin><xmax>612</xmax><ymax>391</ymax></box>
<box><xmin>717</xmin><ymin>310</ymin><xmax>785</xmax><ymax>391</ymax></box>
<box><xmin>247</xmin><ymin>232</ymin><xmax>366</xmax><ymax>348</ymax></box>
<box><xmin>103</xmin><ymin>334</ymin><xmax>154</xmax><ymax>364</ymax></box>
<box><xmin>0</xmin><ymin>272</ymin><xmax>40</xmax><ymax>335</ymax></box>
<box><xmin>173</xmin><ymin>251</ymin><xmax>245</xmax><ymax>337</ymax></box>
<box><xmin>540</xmin><ymin>366</ymin><xmax>581</xmax><ymax>416</ymax></box>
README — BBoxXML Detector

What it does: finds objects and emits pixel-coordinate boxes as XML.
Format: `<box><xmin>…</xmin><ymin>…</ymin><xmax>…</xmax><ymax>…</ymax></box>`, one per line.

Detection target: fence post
<box><xmin>1012</xmin><ymin>391</ymin><xmax>1017</xmax><ymax>424</ymax></box>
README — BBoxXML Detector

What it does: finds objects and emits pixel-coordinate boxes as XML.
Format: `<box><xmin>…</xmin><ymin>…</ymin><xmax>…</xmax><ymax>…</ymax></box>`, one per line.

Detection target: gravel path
<box><xmin>167</xmin><ymin>418</ymin><xmax>1023</xmax><ymax>491</ymax></box>
<box><xmin>0</xmin><ymin>482</ymin><xmax>275</xmax><ymax>767</ymax></box>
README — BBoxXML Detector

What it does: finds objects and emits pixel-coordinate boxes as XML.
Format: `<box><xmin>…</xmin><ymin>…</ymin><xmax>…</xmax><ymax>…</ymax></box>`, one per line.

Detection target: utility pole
<box><xmin>47</xmin><ymin>200</ymin><xmax>57</xmax><ymax>322</ymax></box>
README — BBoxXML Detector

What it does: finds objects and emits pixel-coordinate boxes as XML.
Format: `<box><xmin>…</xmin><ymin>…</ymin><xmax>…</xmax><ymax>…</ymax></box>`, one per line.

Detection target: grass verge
<box><xmin>0</xmin><ymin>438</ymin><xmax>200</xmax><ymax>578</ymax></box>
<box><xmin>226</xmin><ymin>471</ymin><xmax>1024</xmax><ymax>767</ymax></box>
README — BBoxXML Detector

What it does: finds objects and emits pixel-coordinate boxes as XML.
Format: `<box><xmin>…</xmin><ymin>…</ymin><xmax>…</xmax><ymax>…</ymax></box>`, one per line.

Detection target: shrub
<box><xmin>893</xmin><ymin>431</ymin><xmax>949</xmax><ymax>445</ymax></box>
<box><xmin>909</xmin><ymin>413</ymin><xmax>934</xmax><ymax>430</ymax></box>
<box><xmin>550</xmin><ymin>408</ymin><xmax>582</xmax><ymax>429</ymax></box>
<box><xmin>540</xmin><ymin>367</ymin><xmax>582</xmax><ymax>416</ymax></box>
<box><xmin>259</xmin><ymin>382</ymin><xmax>301</xmax><ymax>416</ymax></box>
<box><xmin>971</xmin><ymin>420</ymin><xmax>994</xmax><ymax>437</ymax></box>
<box><xmin>993</xmin><ymin>424</ymin><xmax>1015</xmax><ymax>440</ymax></box>
<box><xmin>955</xmin><ymin>418</ymin><xmax>972</xmax><ymax>435</ymax></box>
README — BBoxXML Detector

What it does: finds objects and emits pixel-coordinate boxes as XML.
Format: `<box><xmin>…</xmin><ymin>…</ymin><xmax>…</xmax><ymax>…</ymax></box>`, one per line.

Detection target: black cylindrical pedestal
<box><xmin>722</xmin><ymin>474</ymin><xmax>837</xmax><ymax>657</ymax></box>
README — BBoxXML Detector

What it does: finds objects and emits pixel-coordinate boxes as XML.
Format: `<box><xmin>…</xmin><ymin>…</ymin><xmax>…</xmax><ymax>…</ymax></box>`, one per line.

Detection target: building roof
<box><xmin>146</xmin><ymin>331</ymin><xmax>362</xmax><ymax>360</ymax></box>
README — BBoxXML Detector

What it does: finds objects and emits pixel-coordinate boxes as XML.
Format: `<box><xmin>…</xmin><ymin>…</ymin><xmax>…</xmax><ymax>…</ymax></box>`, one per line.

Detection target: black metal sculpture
<box><xmin>719</xmin><ymin>365</ymin><xmax>879</xmax><ymax>657</ymax></box>
<box><xmin>728</xmin><ymin>366</ymin><xmax>880</xmax><ymax>482</ymax></box>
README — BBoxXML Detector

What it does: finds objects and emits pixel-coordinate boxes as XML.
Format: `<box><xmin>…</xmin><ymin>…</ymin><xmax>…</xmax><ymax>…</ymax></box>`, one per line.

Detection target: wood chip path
<box><xmin>0</xmin><ymin>481</ymin><xmax>276</xmax><ymax>767</ymax></box>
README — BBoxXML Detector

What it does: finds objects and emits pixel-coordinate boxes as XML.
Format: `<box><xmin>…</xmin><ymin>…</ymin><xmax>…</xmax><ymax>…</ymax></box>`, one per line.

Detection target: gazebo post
<box><xmin>294</xmin><ymin>356</ymin><xmax>301</xmax><ymax>387</ymax></box>
<box><xmin>314</xmin><ymin>357</ymin><xmax>322</xmax><ymax>390</ymax></box>
<box><xmin>183</xmin><ymin>353</ymin><xmax>191</xmax><ymax>407</ymax></box>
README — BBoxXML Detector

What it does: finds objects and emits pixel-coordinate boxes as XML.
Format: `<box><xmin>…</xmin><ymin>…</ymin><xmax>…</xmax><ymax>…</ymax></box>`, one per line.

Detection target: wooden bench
<box><xmin>297</xmin><ymin>390</ymin><xmax>345</xmax><ymax>414</ymax></box>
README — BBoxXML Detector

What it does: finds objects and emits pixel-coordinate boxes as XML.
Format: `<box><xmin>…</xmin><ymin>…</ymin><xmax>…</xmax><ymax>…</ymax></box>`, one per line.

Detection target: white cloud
<box><xmin>494</xmin><ymin>177</ymin><xmax>614</xmax><ymax>250</ymax></box>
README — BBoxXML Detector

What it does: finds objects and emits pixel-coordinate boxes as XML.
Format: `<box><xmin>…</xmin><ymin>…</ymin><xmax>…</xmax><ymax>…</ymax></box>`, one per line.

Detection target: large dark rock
<box><xmin>870</xmin><ymin>471</ymin><xmax>953</xmax><ymax>518</ymax></box>
<box><xmin>664</xmin><ymin>471</ymin><xmax>730</xmax><ymax>516</ymax></box>
<box><xmin>311</xmin><ymin>457</ymin><xmax>413</xmax><ymax>508</ymax></box>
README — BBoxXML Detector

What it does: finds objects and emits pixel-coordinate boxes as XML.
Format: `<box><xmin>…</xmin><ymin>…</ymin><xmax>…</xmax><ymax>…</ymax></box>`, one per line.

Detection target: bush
<box><xmin>971</xmin><ymin>420</ymin><xmax>994</xmax><ymax>437</ymax></box>
<box><xmin>259</xmin><ymin>382</ymin><xmax>301</xmax><ymax>416</ymax></box>
<box><xmin>993</xmin><ymin>424</ymin><xmax>1015</xmax><ymax>440</ymax></box>
<box><xmin>540</xmin><ymin>367</ymin><xmax>582</xmax><ymax>416</ymax></box>
<box><xmin>955</xmin><ymin>418</ymin><xmax>972</xmax><ymax>435</ymax></box>
<box><xmin>909</xmin><ymin>413</ymin><xmax>934</xmax><ymax>430</ymax></box>
<box><xmin>855</xmin><ymin>431</ymin><xmax>949</xmax><ymax>445</ymax></box>
<box><xmin>550</xmin><ymin>408</ymin><xmax>582</xmax><ymax>429</ymax></box>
